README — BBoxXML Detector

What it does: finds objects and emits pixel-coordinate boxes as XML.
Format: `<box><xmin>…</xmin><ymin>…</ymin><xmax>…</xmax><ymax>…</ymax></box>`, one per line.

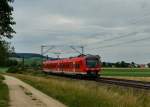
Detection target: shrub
<box><xmin>7</xmin><ymin>66</ymin><xmax>20</xmax><ymax>73</ymax></box>
<box><xmin>0</xmin><ymin>75</ymin><xmax>5</xmax><ymax>81</ymax></box>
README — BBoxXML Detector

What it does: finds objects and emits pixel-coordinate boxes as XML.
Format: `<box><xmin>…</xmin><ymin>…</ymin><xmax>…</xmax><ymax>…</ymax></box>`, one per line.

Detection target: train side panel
<box><xmin>43</xmin><ymin>55</ymin><xmax>101</xmax><ymax>77</ymax></box>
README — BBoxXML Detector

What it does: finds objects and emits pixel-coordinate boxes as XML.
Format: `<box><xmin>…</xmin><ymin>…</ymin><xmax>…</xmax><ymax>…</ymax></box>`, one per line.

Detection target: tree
<box><xmin>102</xmin><ymin>62</ymin><xmax>106</xmax><ymax>67</ymax></box>
<box><xmin>120</xmin><ymin>61</ymin><xmax>129</xmax><ymax>68</ymax></box>
<box><xmin>115</xmin><ymin>62</ymin><xmax>121</xmax><ymax>67</ymax></box>
<box><xmin>0</xmin><ymin>0</ymin><xmax>15</xmax><ymax>66</ymax></box>
<box><xmin>0</xmin><ymin>0</ymin><xmax>16</xmax><ymax>39</ymax></box>
<box><xmin>147</xmin><ymin>63</ymin><xmax>150</xmax><ymax>68</ymax></box>
<box><xmin>131</xmin><ymin>62</ymin><xmax>135</xmax><ymax>68</ymax></box>
<box><xmin>0</xmin><ymin>40</ymin><xmax>14</xmax><ymax>66</ymax></box>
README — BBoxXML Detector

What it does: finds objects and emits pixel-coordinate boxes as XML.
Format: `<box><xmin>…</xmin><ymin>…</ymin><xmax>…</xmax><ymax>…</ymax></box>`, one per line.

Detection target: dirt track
<box><xmin>4</xmin><ymin>75</ymin><xmax>66</xmax><ymax>107</ymax></box>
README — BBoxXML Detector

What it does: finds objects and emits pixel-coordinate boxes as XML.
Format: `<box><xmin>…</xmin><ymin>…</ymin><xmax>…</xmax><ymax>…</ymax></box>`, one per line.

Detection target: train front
<box><xmin>85</xmin><ymin>55</ymin><xmax>101</xmax><ymax>77</ymax></box>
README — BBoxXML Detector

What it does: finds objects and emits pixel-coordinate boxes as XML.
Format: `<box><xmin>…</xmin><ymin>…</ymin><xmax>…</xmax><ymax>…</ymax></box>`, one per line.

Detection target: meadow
<box><xmin>12</xmin><ymin>74</ymin><xmax>150</xmax><ymax>107</ymax></box>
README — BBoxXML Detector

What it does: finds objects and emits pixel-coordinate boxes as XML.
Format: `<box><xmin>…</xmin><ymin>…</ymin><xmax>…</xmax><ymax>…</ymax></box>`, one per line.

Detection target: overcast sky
<box><xmin>11</xmin><ymin>0</ymin><xmax>150</xmax><ymax>63</ymax></box>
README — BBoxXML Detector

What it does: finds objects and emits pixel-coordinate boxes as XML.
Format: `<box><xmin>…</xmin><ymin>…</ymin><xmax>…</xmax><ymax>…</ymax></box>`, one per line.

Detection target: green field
<box><xmin>0</xmin><ymin>75</ymin><xmax>9</xmax><ymax>107</ymax></box>
<box><xmin>23</xmin><ymin>57</ymin><xmax>42</xmax><ymax>65</ymax></box>
<box><xmin>101</xmin><ymin>68</ymin><xmax>150</xmax><ymax>77</ymax></box>
<box><xmin>14</xmin><ymin>57</ymin><xmax>42</xmax><ymax>66</ymax></box>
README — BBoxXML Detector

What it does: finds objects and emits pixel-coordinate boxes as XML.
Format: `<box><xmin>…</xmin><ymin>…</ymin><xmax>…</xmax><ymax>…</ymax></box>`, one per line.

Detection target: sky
<box><xmin>10</xmin><ymin>0</ymin><xmax>150</xmax><ymax>63</ymax></box>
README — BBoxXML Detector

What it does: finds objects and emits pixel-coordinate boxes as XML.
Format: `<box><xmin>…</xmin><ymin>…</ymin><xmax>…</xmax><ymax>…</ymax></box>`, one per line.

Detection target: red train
<box><xmin>43</xmin><ymin>55</ymin><xmax>101</xmax><ymax>78</ymax></box>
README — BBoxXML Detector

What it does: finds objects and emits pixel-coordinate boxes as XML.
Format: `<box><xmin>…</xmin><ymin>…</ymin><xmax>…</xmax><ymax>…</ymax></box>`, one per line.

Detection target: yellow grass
<box><xmin>11</xmin><ymin>74</ymin><xmax>150</xmax><ymax>107</ymax></box>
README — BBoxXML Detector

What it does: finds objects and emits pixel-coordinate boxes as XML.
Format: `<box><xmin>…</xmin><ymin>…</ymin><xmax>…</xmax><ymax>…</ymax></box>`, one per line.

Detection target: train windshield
<box><xmin>86</xmin><ymin>58</ymin><xmax>99</xmax><ymax>68</ymax></box>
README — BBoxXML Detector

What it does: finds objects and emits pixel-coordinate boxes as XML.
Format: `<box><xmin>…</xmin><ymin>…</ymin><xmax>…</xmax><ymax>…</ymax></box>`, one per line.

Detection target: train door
<box><xmin>73</xmin><ymin>61</ymin><xmax>76</xmax><ymax>73</ymax></box>
<box><xmin>60</xmin><ymin>61</ymin><xmax>63</xmax><ymax>73</ymax></box>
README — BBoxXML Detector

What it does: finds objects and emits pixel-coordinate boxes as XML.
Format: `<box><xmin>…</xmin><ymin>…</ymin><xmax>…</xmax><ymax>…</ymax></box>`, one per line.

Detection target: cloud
<box><xmin>11</xmin><ymin>0</ymin><xmax>150</xmax><ymax>63</ymax></box>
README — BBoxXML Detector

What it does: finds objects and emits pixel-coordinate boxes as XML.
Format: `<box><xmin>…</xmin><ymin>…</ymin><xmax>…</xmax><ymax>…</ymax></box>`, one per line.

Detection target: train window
<box><xmin>75</xmin><ymin>63</ymin><xmax>80</xmax><ymax>68</ymax></box>
<box><xmin>70</xmin><ymin>63</ymin><xmax>73</xmax><ymax>68</ymax></box>
<box><xmin>75</xmin><ymin>64</ymin><xmax>78</xmax><ymax>68</ymax></box>
<box><xmin>78</xmin><ymin>64</ymin><xmax>80</xmax><ymax>68</ymax></box>
<box><xmin>72</xmin><ymin>63</ymin><xmax>73</xmax><ymax>67</ymax></box>
<box><xmin>60</xmin><ymin>64</ymin><xmax>62</xmax><ymax>68</ymax></box>
<box><xmin>86</xmin><ymin>58</ymin><xmax>99</xmax><ymax>68</ymax></box>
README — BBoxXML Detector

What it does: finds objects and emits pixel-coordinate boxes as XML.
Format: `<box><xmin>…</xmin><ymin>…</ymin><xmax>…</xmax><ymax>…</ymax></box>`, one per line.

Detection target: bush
<box><xmin>0</xmin><ymin>75</ymin><xmax>5</xmax><ymax>81</ymax></box>
<box><xmin>6</xmin><ymin>65</ymin><xmax>41</xmax><ymax>75</ymax></box>
<box><xmin>6</xmin><ymin>59</ymin><xmax>18</xmax><ymax>67</ymax></box>
<box><xmin>7</xmin><ymin>66</ymin><xmax>20</xmax><ymax>73</ymax></box>
<box><xmin>148</xmin><ymin>63</ymin><xmax>150</xmax><ymax>68</ymax></box>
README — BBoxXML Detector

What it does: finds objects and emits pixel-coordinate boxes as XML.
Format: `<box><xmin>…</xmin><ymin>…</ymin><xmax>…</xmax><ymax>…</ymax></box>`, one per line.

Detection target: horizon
<box><xmin>13</xmin><ymin>52</ymin><xmax>149</xmax><ymax>64</ymax></box>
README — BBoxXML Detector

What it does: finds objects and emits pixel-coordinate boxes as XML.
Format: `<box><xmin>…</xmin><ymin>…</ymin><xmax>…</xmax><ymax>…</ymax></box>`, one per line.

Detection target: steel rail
<box><xmin>96</xmin><ymin>77</ymin><xmax>150</xmax><ymax>90</ymax></box>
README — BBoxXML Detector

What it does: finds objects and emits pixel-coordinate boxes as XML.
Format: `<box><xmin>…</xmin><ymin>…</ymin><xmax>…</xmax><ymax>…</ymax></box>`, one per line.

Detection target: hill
<box><xmin>10</xmin><ymin>53</ymin><xmax>59</xmax><ymax>66</ymax></box>
<box><xmin>11</xmin><ymin>53</ymin><xmax>43</xmax><ymax>58</ymax></box>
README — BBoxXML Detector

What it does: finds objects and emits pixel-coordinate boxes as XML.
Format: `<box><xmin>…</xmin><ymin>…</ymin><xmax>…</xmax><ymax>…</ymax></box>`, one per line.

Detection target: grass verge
<box><xmin>12</xmin><ymin>74</ymin><xmax>150</xmax><ymax>107</ymax></box>
<box><xmin>0</xmin><ymin>75</ymin><xmax>9</xmax><ymax>107</ymax></box>
<box><xmin>101</xmin><ymin>68</ymin><xmax>150</xmax><ymax>77</ymax></box>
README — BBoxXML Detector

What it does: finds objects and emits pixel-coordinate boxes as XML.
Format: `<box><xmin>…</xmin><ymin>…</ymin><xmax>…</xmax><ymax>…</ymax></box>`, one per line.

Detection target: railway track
<box><xmin>96</xmin><ymin>77</ymin><xmax>150</xmax><ymax>90</ymax></box>
<box><xmin>44</xmin><ymin>72</ymin><xmax>150</xmax><ymax>90</ymax></box>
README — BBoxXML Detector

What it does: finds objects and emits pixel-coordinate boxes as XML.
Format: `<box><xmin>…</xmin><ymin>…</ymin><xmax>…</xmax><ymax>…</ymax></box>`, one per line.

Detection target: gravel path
<box><xmin>4</xmin><ymin>75</ymin><xmax>66</xmax><ymax>107</ymax></box>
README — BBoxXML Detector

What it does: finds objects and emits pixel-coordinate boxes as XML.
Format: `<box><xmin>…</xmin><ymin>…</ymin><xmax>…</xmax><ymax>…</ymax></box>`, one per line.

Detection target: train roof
<box><xmin>43</xmin><ymin>54</ymin><xmax>100</xmax><ymax>63</ymax></box>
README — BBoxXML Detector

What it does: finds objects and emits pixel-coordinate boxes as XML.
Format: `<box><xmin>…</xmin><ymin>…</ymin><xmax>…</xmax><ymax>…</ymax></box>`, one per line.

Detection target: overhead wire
<box><xmin>41</xmin><ymin>12</ymin><xmax>150</xmax><ymax>55</ymax></box>
<box><xmin>85</xmin><ymin>13</ymin><xmax>150</xmax><ymax>50</ymax></box>
<box><xmin>86</xmin><ymin>31</ymin><xmax>139</xmax><ymax>49</ymax></box>
<box><xmin>88</xmin><ymin>36</ymin><xmax>150</xmax><ymax>51</ymax></box>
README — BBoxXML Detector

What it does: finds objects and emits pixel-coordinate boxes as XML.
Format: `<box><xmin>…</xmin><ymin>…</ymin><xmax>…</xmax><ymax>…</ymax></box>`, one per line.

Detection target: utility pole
<box><xmin>81</xmin><ymin>46</ymin><xmax>84</xmax><ymax>55</ymax></box>
<box><xmin>22</xmin><ymin>55</ymin><xmax>25</xmax><ymax>70</ymax></box>
<box><xmin>40</xmin><ymin>45</ymin><xmax>55</xmax><ymax>63</ymax></box>
<box><xmin>41</xmin><ymin>45</ymin><xmax>46</xmax><ymax>68</ymax></box>
<box><xmin>70</xmin><ymin>46</ymin><xmax>82</xmax><ymax>55</ymax></box>
<box><xmin>53</xmin><ymin>52</ymin><xmax>61</xmax><ymax>59</ymax></box>
<box><xmin>46</xmin><ymin>55</ymin><xmax>49</xmax><ymax>60</ymax></box>
<box><xmin>70</xmin><ymin>45</ymin><xmax>85</xmax><ymax>55</ymax></box>
<box><xmin>41</xmin><ymin>45</ymin><xmax>46</xmax><ymax>58</ymax></box>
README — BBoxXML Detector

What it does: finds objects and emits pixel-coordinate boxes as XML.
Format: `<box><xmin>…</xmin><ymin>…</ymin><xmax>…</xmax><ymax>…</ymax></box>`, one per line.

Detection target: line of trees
<box><xmin>102</xmin><ymin>61</ymin><xmax>136</xmax><ymax>68</ymax></box>
<box><xmin>0</xmin><ymin>0</ymin><xmax>16</xmax><ymax>67</ymax></box>
<box><xmin>102</xmin><ymin>61</ymin><xmax>150</xmax><ymax>68</ymax></box>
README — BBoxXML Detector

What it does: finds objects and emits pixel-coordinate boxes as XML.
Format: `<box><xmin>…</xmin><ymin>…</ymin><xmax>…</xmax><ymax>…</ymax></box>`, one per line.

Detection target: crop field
<box><xmin>101</xmin><ymin>68</ymin><xmax>150</xmax><ymax>77</ymax></box>
<box><xmin>11</xmin><ymin>74</ymin><xmax>150</xmax><ymax>107</ymax></box>
<box><xmin>0</xmin><ymin>75</ymin><xmax>9</xmax><ymax>107</ymax></box>
<box><xmin>23</xmin><ymin>57</ymin><xmax>42</xmax><ymax>65</ymax></box>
